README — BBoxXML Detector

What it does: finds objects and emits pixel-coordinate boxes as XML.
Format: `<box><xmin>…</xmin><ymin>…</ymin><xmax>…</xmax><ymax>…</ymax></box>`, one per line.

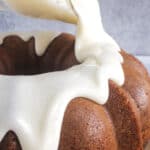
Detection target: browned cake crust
<box><xmin>122</xmin><ymin>51</ymin><xmax>150</xmax><ymax>143</ymax></box>
<box><xmin>0</xmin><ymin>131</ymin><xmax>21</xmax><ymax>150</ymax></box>
<box><xmin>0</xmin><ymin>33</ymin><xmax>149</xmax><ymax>150</ymax></box>
<box><xmin>59</xmin><ymin>97</ymin><xmax>118</xmax><ymax>150</ymax></box>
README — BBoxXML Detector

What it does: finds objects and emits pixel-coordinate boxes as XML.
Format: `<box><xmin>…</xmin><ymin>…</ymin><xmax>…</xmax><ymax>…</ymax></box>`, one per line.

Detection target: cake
<box><xmin>0</xmin><ymin>33</ymin><xmax>149</xmax><ymax>150</ymax></box>
<box><xmin>0</xmin><ymin>0</ymin><xmax>150</xmax><ymax>149</ymax></box>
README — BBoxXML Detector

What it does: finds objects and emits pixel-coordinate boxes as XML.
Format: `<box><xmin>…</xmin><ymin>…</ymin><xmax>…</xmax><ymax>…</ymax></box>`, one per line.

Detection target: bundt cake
<box><xmin>0</xmin><ymin>33</ymin><xmax>149</xmax><ymax>150</ymax></box>
<box><xmin>0</xmin><ymin>0</ymin><xmax>150</xmax><ymax>149</ymax></box>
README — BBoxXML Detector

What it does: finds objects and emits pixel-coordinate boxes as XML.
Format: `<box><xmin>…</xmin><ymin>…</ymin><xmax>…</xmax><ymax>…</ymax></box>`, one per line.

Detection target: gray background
<box><xmin>0</xmin><ymin>0</ymin><xmax>150</xmax><ymax>56</ymax></box>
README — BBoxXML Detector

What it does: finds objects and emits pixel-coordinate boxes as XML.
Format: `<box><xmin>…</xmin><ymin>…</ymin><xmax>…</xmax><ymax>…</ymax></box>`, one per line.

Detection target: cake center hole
<box><xmin>0</xmin><ymin>34</ymin><xmax>79</xmax><ymax>75</ymax></box>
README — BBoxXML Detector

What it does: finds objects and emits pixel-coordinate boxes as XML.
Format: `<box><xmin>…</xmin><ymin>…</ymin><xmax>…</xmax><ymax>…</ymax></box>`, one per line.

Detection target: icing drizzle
<box><xmin>0</xmin><ymin>0</ymin><xmax>124</xmax><ymax>149</ymax></box>
<box><xmin>0</xmin><ymin>31</ymin><xmax>60</xmax><ymax>56</ymax></box>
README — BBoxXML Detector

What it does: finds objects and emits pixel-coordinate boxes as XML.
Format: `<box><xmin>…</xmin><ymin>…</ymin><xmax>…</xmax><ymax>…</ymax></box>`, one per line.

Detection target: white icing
<box><xmin>0</xmin><ymin>0</ymin><xmax>125</xmax><ymax>149</ymax></box>
<box><xmin>0</xmin><ymin>62</ymin><xmax>123</xmax><ymax>150</ymax></box>
<box><xmin>0</xmin><ymin>31</ymin><xmax>60</xmax><ymax>56</ymax></box>
<box><xmin>2</xmin><ymin>0</ymin><xmax>77</xmax><ymax>23</ymax></box>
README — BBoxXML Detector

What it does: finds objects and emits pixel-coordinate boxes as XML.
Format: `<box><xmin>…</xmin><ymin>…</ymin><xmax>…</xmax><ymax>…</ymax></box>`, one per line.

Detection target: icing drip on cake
<box><xmin>0</xmin><ymin>64</ymin><xmax>122</xmax><ymax>150</ymax></box>
<box><xmin>0</xmin><ymin>0</ymin><xmax>124</xmax><ymax>149</ymax></box>
<box><xmin>0</xmin><ymin>31</ymin><xmax>60</xmax><ymax>56</ymax></box>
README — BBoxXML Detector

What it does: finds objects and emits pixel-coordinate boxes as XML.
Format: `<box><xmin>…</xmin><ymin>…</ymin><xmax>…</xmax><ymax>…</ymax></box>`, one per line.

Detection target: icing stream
<box><xmin>0</xmin><ymin>0</ymin><xmax>124</xmax><ymax>149</ymax></box>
